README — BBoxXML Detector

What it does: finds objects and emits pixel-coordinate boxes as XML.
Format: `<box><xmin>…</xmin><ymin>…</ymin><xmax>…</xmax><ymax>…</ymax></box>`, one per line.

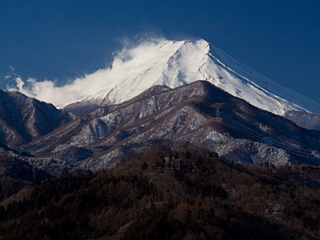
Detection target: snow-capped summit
<box><xmin>11</xmin><ymin>38</ymin><xmax>320</xmax><ymax>120</ymax></box>
<box><xmin>63</xmin><ymin>39</ymin><xmax>320</xmax><ymax>117</ymax></box>
<box><xmin>69</xmin><ymin>39</ymin><xmax>212</xmax><ymax>109</ymax></box>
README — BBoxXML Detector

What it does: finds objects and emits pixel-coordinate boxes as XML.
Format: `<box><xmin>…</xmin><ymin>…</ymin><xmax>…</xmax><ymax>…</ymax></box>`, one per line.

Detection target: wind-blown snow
<box><xmin>9</xmin><ymin>38</ymin><xmax>320</xmax><ymax>116</ymax></box>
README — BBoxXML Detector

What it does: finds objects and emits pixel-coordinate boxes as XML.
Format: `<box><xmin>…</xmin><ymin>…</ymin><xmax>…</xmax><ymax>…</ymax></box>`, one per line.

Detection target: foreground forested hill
<box><xmin>1</xmin><ymin>147</ymin><xmax>320</xmax><ymax>240</ymax></box>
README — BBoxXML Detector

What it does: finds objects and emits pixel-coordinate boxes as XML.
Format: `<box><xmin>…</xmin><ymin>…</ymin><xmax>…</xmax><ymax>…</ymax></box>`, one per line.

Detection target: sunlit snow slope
<box><xmin>67</xmin><ymin>39</ymin><xmax>320</xmax><ymax>116</ymax></box>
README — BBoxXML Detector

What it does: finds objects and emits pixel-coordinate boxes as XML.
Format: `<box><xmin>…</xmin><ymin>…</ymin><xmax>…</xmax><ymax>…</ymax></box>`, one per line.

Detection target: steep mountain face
<box><xmin>0</xmin><ymin>89</ymin><xmax>75</xmax><ymax>148</ymax></box>
<box><xmin>22</xmin><ymin>81</ymin><xmax>320</xmax><ymax>174</ymax></box>
<box><xmin>62</xmin><ymin>39</ymin><xmax>320</xmax><ymax>130</ymax></box>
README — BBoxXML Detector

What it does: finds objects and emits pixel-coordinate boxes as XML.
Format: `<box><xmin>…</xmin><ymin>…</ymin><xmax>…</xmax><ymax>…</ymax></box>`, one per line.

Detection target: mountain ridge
<box><xmin>21</xmin><ymin>81</ymin><xmax>320</xmax><ymax>173</ymax></box>
<box><xmin>0</xmin><ymin>89</ymin><xmax>75</xmax><ymax>148</ymax></box>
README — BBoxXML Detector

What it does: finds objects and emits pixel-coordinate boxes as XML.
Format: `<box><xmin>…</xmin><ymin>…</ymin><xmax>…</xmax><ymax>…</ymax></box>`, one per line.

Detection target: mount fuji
<box><xmin>54</xmin><ymin>39</ymin><xmax>320</xmax><ymax>130</ymax></box>
<box><xmin>4</xmin><ymin>39</ymin><xmax>320</xmax><ymax>173</ymax></box>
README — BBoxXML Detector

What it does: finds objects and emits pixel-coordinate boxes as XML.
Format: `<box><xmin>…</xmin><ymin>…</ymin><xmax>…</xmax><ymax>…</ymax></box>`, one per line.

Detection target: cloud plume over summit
<box><xmin>8</xmin><ymin>37</ymin><xmax>167</xmax><ymax>107</ymax></box>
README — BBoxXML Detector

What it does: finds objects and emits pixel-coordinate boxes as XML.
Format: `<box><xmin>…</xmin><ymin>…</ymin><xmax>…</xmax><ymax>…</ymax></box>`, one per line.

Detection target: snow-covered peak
<box><xmin>10</xmin><ymin>38</ymin><xmax>320</xmax><ymax>116</ymax></box>
<box><xmin>85</xmin><ymin>39</ymin><xmax>210</xmax><ymax>104</ymax></box>
<box><xmin>81</xmin><ymin>38</ymin><xmax>320</xmax><ymax>116</ymax></box>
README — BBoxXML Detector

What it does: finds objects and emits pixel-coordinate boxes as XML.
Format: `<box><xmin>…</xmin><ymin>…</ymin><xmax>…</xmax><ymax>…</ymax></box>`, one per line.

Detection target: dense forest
<box><xmin>0</xmin><ymin>147</ymin><xmax>320</xmax><ymax>239</ymax></box>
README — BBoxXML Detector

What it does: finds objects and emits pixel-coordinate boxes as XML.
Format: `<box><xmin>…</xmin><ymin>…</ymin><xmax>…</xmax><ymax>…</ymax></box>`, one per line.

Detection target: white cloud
<box><xmin>7</xmin><ymin>37</ymin><xmax>167</xmax><ymax>107</ymax></box>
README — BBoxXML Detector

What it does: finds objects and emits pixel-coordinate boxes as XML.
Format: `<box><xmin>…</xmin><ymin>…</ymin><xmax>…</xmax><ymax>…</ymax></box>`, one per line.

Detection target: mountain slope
<box><xmin>0</xmin><ymin>89</ymin><xmax>75</xmax><ymax>148</ymax></box>
<box><xmin>61</xmin><ymin>39</ymin><xmax>320</xmax><ymax>130</ymax></box>
<box><xmin>23</xmin><ymin>81</ymin><xmax>320</xmax><ymax>173</ymax></box>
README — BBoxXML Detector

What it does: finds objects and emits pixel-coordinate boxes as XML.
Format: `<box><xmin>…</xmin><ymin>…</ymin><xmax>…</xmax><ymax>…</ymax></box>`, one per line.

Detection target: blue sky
<box><xmin>1</xmin><ymin>0</ymin><xmax>320</xmax><ymax>103</ymax></box>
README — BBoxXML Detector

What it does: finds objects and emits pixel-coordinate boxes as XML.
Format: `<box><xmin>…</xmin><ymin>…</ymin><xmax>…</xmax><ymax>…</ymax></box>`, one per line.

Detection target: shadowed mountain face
<box><xmin>0</xmin><ymin>90</ymin><xmax>75</xmax><ymax>148</ymax></box>
<box><xmin>21</xmin><ymin>81</ymin><xmax>320</xmax><ymax>174</ymax></box>
<box><xmin>285</xmin><ymin>110</ymin><xmax>320</xmax><ymax>131</ymax></box>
